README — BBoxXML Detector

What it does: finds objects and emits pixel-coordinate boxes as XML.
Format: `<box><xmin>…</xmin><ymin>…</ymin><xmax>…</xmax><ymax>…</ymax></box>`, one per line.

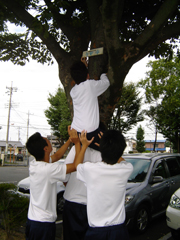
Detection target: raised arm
<box><xmin>81</xmin><ymin>57</ymin><xmax>88</xmax><ymax>68</ymax></box>
<box><xmin>66</xmin><ymin>131</ymin><xmax>94</xmax><ymax>174</ymax></box>
<box><xmin>51</xmin><ymin>126</ymin><xmax>75</xmax><ymax>163</ymax></box>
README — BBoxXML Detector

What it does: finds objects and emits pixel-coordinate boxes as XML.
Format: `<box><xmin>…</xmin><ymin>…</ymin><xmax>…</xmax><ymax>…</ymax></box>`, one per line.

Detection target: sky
<box><xmin>0</xmin><ymin>24</ymin><xmax>164</xmax><ymax>145</ymax></box>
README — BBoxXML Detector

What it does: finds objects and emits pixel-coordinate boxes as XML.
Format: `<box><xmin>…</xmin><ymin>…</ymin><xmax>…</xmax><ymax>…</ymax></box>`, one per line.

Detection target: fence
<box><xmin>0</xmin><ymin>153</ymin><xmax>30</xmax><ymax>166</ymax></box>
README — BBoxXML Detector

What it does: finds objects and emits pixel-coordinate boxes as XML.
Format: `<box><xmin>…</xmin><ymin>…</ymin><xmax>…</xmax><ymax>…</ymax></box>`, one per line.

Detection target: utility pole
<box><xmin>18</xmin><ymin>126</ymin><xmax>21</xmax><ymax>141</ymax></box>
<box><xmin>26</xmin><ymin>111</ymin><xmax>32</xmax><ymax>166</ymax></box>
<box><xmin>3</xmin><ymin>82</ymin><xmax>17</xmax><ymax>166</ymax></box>
<box><xmin>27</xmin><ymin>111</ymin><xmax>30</xmax><ymax>142</ymax></box>
<box><xmin>26</xmin><ymin>111</ymin><xmax>34</xmax><ymax>143</ymax></box>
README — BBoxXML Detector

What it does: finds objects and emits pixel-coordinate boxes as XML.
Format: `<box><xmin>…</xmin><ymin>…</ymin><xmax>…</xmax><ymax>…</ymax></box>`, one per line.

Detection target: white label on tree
<box><xmin>82</xmin><ymin>47</ymin><xmax>103</xmax><ymax>57</ymax></box>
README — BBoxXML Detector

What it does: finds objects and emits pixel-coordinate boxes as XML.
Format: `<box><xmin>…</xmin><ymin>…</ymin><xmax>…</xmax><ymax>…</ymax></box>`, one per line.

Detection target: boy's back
<box><xmin>70</xmin><ymin>74</ymin><xmax>109</xmax><ymax>132</ymax></box>
<box><xmin>76</xmin><ymin>129</ymin><xmax>133</xmax><ymax>240</ymax></box>
<box><xmin>77</xmin><ymin>160</ymin><xmax>133</xmax><ymax>227</ymax></box>
<box><xmin>70</xmin><ymin>60</ymin><xmax>110</xmax><ymax>133</ymax></box>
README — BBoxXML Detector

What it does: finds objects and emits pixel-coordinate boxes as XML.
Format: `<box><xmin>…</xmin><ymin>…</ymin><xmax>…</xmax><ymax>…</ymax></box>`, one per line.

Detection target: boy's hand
<box><xmin>94</xmin><ymin>131</ymin><xmax>103</xmax><ymax>147</ymax></box>
<box><xmin>68</xmin><ymin>126</ymin><xmax>79</xmax><ymax>144</ymax></box>
<box><xmin>68</xmin><ymin>125</ymin><xmax>77</xmax><ymax>137</ymax></box>
<box><xmin>79</xmin><ymin>130</ymin><xmax>94</xmax><ymax>148</ymax></box>
<box><xmin>68</xmin><ymin>125</ymin><xmax>71</xmax><ymax>136</ymax></box>
<box><xmin>81</xmin><ymin>57</ymin><xmax>88</xmax><ymax>67</ymax></box>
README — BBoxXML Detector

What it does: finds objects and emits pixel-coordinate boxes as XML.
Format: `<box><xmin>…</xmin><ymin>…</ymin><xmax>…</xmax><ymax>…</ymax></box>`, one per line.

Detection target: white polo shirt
<box><xmin>77</xmin><ymin>161</ymin><xmax>133</xmax><ymax>227</ymax></box>
<box><xmin>70</xmin><ymin>74</ymin><xmax>110</xmax><ymax>132</ymax></box>
<box><xmin>28</xmin><ymin>159</ymin><xmax>66</xmax><ymax>222</ymax></box>
<box><xmin>63</xmin><ymin>146</ymin><xmax>102</xmax><ymax>204</ymax></box>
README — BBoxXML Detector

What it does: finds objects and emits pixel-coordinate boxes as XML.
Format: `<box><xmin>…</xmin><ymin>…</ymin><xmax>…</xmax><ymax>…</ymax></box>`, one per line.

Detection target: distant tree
<box><xmin>44</xmin><ymin>87</ymin><xmax>71</xmax><ymax>144</ymax></box>
<box><xmin>139</xmin><ymin>56</ymin><xmax>180</xmax><ymax>152</ymax></box>
<box><xmin>109</xmin><ymin>82</ymin><xmax>144</xmax><ymax>133</ymax></box>
<box><xmin>136</xmin><ymin>125</ymin><xmax>146</xmax><ymax>153</ymax></box>
<box><xmin>142</xmin><ymin>105</ymin><xmax>158</xmax><ymax>151</ymax></box>
<box><xmin>165</xmin><ymin>140</ymin><xmax>173</xmax><ymax>152</ymax></box>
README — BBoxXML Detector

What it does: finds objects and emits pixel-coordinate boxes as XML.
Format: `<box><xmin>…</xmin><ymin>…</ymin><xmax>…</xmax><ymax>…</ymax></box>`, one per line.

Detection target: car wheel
<box><xmin>133</xmin><ymin>204</ymin><xmax>150</xmax><ymax>234</ymax></box>
<box><xmin>171</xmin><ymin>229</ymin><xmax>180</xmax><ymax>240</ymax></box>
<box><xmin>57</xmin><ymin>191</ymin><xmax>65</xmax><ymax>214</ymax></box>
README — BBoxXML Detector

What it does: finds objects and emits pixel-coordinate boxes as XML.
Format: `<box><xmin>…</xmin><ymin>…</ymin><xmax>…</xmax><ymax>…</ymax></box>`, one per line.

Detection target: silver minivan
<box><xmin>124</xmin><ymin>153</ymin><xmax>180</xmax><ymax>233</ymax></box>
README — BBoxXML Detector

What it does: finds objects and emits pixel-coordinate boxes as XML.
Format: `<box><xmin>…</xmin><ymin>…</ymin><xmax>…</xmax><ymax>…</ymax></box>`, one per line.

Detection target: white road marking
<box><xmin>56</xmin><ymin>220</ymin><xmax>63</xmax><ymax>224</ymax></box>
<box><xmin>158</xmin><ymin>232</ymin><xmax>172</xmax><ymax>240</ymax></box>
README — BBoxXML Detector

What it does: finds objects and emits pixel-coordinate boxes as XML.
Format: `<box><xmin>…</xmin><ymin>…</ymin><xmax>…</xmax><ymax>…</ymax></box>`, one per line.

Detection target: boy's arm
<box><xmin>51</xmin><ymin>139</ymin><xmax>71</xmax><ymax>163</ymax></box>
<box><xmin>66</xmin><ymin>131</ymin><xmax>94</xmax><ymax>174</ymax></box>
<box><xmin>93</xmin><ymin>73</ymin><xmax>110</xmax><ymax>96</ymax></box>
<box><xmin>65</xmin><ymin>139</ymin><xmax>81</xmax><ymax>174</ymax></box>
<box><xmin>81</xmin><ymin>57</ymin><xmax>88</xmax><ymax>68</ymax></box>
<box><xmin>51</xmin><ymin>126</ymin><xmax>75</xmax><ymax>163</ymax></box>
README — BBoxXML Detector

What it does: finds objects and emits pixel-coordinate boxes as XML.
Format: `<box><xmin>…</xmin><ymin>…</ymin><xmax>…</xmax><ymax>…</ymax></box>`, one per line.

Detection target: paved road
<box><xmin>0</xmin><ymin>166</ymin><xmax>29</xmax><ymax>183</ymax></box>
<box><xmin>129</xmin><ymin>214</ymin><xmax>173</xmax><ymax>240</ymax></box>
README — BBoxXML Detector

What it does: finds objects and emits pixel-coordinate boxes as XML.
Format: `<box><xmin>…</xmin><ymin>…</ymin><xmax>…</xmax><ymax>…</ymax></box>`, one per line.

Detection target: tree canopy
<box><xmin>0</xmin><ymin>0</ymin><xmax>180</xmax><ymax>125</ymax></box>
<box><xmin>109</xmin><ymin>82</ymin><xmax>144</xmax><ymax>133</ymax></box>
<box><xmin>139</xmin><ymin>56</ymin><xmax>180</xmax><ymax>152</ymax></box>
<box><xmin>44</xmin><ymin>87</ymin><xmax>71</xmax><ymax>143</ymax></box>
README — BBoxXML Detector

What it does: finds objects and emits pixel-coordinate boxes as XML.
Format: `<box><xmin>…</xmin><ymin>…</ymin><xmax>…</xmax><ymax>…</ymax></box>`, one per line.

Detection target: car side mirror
<box><xmin>152</xmin><ymin>176</ymin><xmax>164</xmax><ymax>183</ymax></box>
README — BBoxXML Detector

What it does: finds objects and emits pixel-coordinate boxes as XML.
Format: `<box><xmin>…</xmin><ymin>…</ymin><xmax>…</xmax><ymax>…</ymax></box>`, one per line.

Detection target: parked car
<box><xmin>166</xmin><ymin>188</ymin><xmax>180</xmax><ymax>240</ymax></box>
<box><xmin>124</xmin><ymin>153</ymin><xmax>180</xmax><ymax>233</ymax></box>
<box><xmin>16</xmin><ymin>153</ymin><xmax>23</xmax><ymax>161</ymax></box>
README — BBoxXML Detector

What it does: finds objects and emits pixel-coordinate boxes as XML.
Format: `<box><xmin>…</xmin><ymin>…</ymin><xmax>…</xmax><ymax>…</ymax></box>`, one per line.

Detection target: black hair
<box><xmin>100</xmin><ymin>130</ymin><xmax>126</xmax><ymax>165</ymax></box>
<box><xmin>70</xmin><ymin>61</ymin><xmax>88</xmax><ymax>84</ymax></box>
<box><xmin>26</xmin><ymin>132</ymin><xmax>48</xmax><ymax>161</ymax></box>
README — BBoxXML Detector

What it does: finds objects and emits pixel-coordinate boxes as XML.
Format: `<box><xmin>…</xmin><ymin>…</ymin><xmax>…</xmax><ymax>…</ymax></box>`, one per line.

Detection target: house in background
<box><xmin>124</xmin><ymin>137</ymin><xmax>137</xmax><ymax>153</ymax></box>
<box><xmin>145</xmin><ymin>140</ymin><xmax>166</xmax><ymax>152</ymax></box>
<box><xmin>0</xmin><ymin>140</ymin><xmax>25</xmax><ymax>161</ymax></box>
<box><xmin>47</xmin><ymin>135</ymin><xmax>60</xmax><ymax>155</ymax></box>
<box><xmin>47</xmin><ymin>135</ymin><xmax>71</xmax><ymax>158</ymax></box>
<box><xmin>0</xmin><ymin>140</ymin><xmax>24</xmax><ymax>154</ymax></box>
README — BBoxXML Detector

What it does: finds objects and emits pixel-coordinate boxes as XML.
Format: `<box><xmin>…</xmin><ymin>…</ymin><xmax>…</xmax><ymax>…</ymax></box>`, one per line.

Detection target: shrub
<box><xmin>0</xmin><ymin>183</ymin><xmax>29</xmax><ymax>240</ymax></box>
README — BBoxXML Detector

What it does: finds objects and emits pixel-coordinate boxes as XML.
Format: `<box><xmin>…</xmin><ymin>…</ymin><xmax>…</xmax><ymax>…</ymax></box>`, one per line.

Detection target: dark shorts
<box><xmin>85</xmin><ymin>223</ymin><xmax>129</xmax><ymax>240</ymax></box>
<box><xmin>26</xmin><ymin>218</ymin><xmax>56</xmax><ymax>240</ymax></box>
<box><xmin>63</xmin><ymin>200</ymin><xmax>88</xmax><ymax>240</ymax></box>
<box><xmin>78</xmin><ymin>127</ymin><xmax>104</xmax><ymax>151</ymax></box>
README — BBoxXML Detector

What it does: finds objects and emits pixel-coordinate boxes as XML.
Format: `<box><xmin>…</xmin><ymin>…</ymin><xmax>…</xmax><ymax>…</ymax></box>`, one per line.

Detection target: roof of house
<box><xmin>0</xmin><ymin>140</ymin><xmax>24</xmax><ymax>148</ymax></box>
<box><xmin>125</xmin><ymin>137</ymin><xmax>136</xmax><ymax>141</ymax></box>
<box><xmin>47</xmin><ymin>135</ymin><xmax>58</xmax><ymax>140</ymax></box>
<box><xmin>145</xmin><ymin>140</ymin><xmax>166</xmax><ymax>143</ymax></box>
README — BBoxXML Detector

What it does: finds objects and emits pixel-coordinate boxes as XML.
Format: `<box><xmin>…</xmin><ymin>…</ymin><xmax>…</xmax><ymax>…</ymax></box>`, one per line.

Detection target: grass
<box><xmin>0</xmin><ymin>227</ymin><xmax>25</xmax><ymax>240</ymax></box>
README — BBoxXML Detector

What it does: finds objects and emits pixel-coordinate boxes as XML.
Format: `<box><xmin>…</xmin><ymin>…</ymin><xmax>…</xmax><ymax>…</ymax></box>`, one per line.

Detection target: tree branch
<box><xmin>134</xmin><ymin>0</ymin><xmax>179</xmax><ymax>47</ymax></box>
<box><xmin>134</xmin><ymin>20</ymin><xmax>180</xmax><ymax>62</ymax></box>
<box><xmin>44</xmin><ymin>0</ymin><xmax>75</xmax><ymax>44</ymax></box>
<box><xmin>1</xmin><ymin>0</ymin><xmax>67</xmax><ymax>63</ymax></box>
<box><xmin>101</xmin><ymin>0</ymin><xmax>125</xmax><ymax>50</ymax></box>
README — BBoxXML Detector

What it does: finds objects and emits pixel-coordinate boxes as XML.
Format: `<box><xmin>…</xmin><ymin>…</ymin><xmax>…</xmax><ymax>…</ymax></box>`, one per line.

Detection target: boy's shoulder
<box><xmin>80</xmin><ymin>161</ymin><xmax>100</xmax><ymax>169</ymax></box>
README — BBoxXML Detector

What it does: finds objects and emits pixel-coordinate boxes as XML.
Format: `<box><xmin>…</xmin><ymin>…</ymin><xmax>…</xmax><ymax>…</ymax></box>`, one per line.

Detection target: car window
<box><xmin>176</xmin><ymin>156</ymin><xmax>180</xmax><ymax>167</ymax></box>
<box><xmin>165</xmin><ymin>158</ymin><xmax>180</xmax><ymax>177</ymax></box>
<box><xmin>153</xmin><ymin>161</ymin><xmax>167</xmax><ymax>178</ymax></box>
<box><xmin>125</xmin><ymin>158</ymin><xmax>151</xmax><ymax>182</ymax></box>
